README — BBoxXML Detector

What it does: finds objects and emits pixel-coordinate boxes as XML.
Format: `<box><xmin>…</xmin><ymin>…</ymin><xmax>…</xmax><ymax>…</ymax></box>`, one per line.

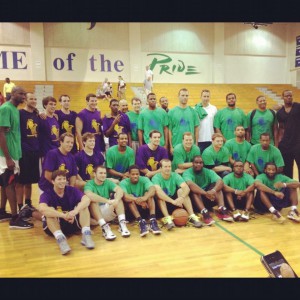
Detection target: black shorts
<box><xmin>224</xmin><ymin>194</ymin><xmax>247</xmax><ymax>210</ymax></box>
<box><xmin>42</xmin><ymin>215</ymin><xmax>81</xmax><ymax>236</ymax></box>
<box><xmin>18</xmin><ymin>150</ymin><xmax>40</xmax><ymax>184</ymax></box>
<box><xmin>0</xmin><ymin>169</ymin><xmax>17</xmax><ymax>187</ymax></box>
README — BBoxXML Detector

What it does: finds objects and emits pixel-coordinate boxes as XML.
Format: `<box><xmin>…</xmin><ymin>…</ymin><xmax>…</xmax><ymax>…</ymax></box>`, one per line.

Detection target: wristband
<box><xmin>283</xmin><ymin>183</ymin><xmax>287</xmax><ymax>188</ymax></box>
<box><xmin>234</xmin><ymin>189</ymin><xmax>238</xmax><ymax>194</ymax></box>
<box><xmin>212</xmin><ymin>188</ymin><xmax>216</xmax><ymax>192</ymax></box>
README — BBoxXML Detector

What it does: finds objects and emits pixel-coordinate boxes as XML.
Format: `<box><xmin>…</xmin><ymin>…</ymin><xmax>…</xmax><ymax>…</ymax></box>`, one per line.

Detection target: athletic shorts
<box><xmin>99</xmin><ymin>203</ymin><xmax>117</xmax><ymax>222</ymax></box>
<box><xmin>43</xmin><ymin>215</ymin><xmax>81</xmax><ymax>236</ymax></box>
<box><xmin>18</xmin><ymin>150</ymin><xmax>40</xmax><ymax>184</ymax></box>
<box><xmin>225</xmin><ymin>194</ymin><xmax>247</xmax><ymax>210</ymax></box>
<box><xmin>0</xmin><ymin>156</ymin><xmax>19</xmax><ymax>175</ymax></box>
<box><xmin>0</xmin><ymin>168</ymin><xmax>17</xmax><ymax>187</ymax></box>
<box><xmin>254</xmin><ymin>189</ymin><xmax>291</xmax><ymax>212</ymax></box>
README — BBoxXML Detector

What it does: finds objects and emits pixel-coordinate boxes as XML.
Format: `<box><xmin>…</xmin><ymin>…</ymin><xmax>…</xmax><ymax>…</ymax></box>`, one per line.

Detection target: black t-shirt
<box><xmin>277</xmin><ymin>102</ymin><xmax>300</xmax><ymax>151</ymax></box>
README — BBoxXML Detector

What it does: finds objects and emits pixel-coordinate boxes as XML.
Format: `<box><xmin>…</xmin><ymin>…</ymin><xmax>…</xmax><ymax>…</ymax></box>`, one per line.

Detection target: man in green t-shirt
<box><xmin>172</xmin><ymin>132</ymin><xmax>201</xmax><ymax>174</ymax></box>
<box><xmin>202</xmin><ymin>133</ymin><xmax>232</xmax><ymax>178</ymax></box>
<box><xmin>182</xmin><ymin>155</ymin><xmax>233</xmax><ymax>225</ymax></box>
<box><xmin>84</xmin><ymin>165</ymin><xmax>130</xmax><ymax>240</ymax></box>
<box><xmin>223</xmin><ymin>161</ymin><xmax>255</xmax><ymax>221</ymax></box>
<box><xmin>246</xmin><ymin>133</ymin><xmax>284</xmax><ymax>176</ymax></box>
<box><xmin>120</xmin><ymin>165</ymin><xmax>161</xmax><ymax>237</ymax></box>
<box><xmin>137</xmin><ymin>93</ymin><xmax>168</xmax><ymax>148</ymax></box>
<box><xmin>152</xmin><ymin>159</ymin><xmax>202</xmax><ymax>230</ymax></box>
<box><xmin>224</xmin><ymin>125</ymin><xmax>253</xmax><ymax>176</ymax></box>
<box><xmin>213</xmin><ymin>93</ymin><xmax>247</xmax><ymax>140</ymax></box>
<box><xmin>0</xmin><ymin>86</ymin><xmax>33</xmax><ymax>229</ymax></box>
<box><xmin>126</xmin><ymin>97</ymin><xmax>142</xmax><ymax>154</ymax></box>
<box><xmin>246</xmin><ymin>95</ymin><xmax>278</xmax><ymax>146</ymax></box>
<box><xmin>168</xmin><ymin>88</ymin><xmax>200</xmax><ymax>154</ymax></box>
<box><xmin>254</xmin><ymin>162</ymin><xmax>300</xmax><ymax>223</ymax></box>
<box><xmin>106</xmin><ymin>132</ymin><xmax>135</xmax><ymax>181</ymax></box>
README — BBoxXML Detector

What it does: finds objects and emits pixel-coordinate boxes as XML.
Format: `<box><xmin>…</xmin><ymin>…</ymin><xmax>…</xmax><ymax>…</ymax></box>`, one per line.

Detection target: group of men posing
<box><xmin>0</xmin><ymin>86</ymin><xmax>300</xmax><ymax>255</ymax></box>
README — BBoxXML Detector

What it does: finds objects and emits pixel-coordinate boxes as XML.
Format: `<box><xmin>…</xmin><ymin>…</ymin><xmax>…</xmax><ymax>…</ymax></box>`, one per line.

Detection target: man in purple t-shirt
<box><xmin>55</xmin><ymin>94</ymin><xmax>78</xmax><ymax>154</ymax></box>
<box><xmin>39</xmin><ymin>96</ymin><xmax>60</xmax><ymax>159</ymax></box>
<box><xmin>102</xmin><ymin>98</ymin><xmax>132</xmax><ymax>147</ymax></box>
<box><xmin>136</xmin><ymin>130</ymin><xmax>169</xmax><ymax>179</ymax></box>
<box><xmin>38</xmin><ymin>169</ymin><xmax>95</xmax><ymax>255</ymax></box>
<box><xmin>76</xmin><ymin>93</ymin><xmax>105</xmax><ymax>154</ymax></box>
<box><xmin>16</xmin><ymin>92</ymin><xmax>41</xmax><ymax>211</ymax></box>
<box><xmin>75</xmin><ymin>132</ymin><xmax>105</xmax><ymax>190</ymax></box>
<box><xmin>38</xmin><ymin>133</ymin><xmax>78</xmax><ymax>193</ymax></box>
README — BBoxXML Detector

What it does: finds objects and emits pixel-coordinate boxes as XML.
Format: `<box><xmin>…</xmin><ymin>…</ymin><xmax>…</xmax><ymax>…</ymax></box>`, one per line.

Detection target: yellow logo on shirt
<box><xmin>26</xmin><ymin>119</ymin><xmax>38</xmax><ymax>137</ymax></box>
<box><xmin>147</xmin><ymin>157</ymin><xmax>158</xmax><ymax>171</ymax></box>
<box><xmin>61</xmin><ymin>120</ymin><xmax>74</xmax><ymax>133</ymax></box>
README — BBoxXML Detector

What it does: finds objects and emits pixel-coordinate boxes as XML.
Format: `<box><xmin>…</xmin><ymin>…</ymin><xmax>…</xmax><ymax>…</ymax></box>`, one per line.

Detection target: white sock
<box><xmin>118</xmin><ymin>214</ymin><xmax>126</xmax><ymax>222</ymax></box>
<box><xmin>98</xmin><ymin>218</ymin><xmax>106</xmax><ymax>227</ymax></box>
<box><xmin>53</xmin><ymin>230</ymin><xmax>64</xmax><ymax>239</ymax></box>
<box><xmin>291</xmin><ymin>206</ymin><xmax>297</xmax><ymax>211</ymax></box>
<box><xmin>81</xmin><ymin>226</ymin><xmax>90</xmax><ymax>234</ymax></box>
<box><xmin>269</xmin><ymin>207</ymin><xmax>276</xmax><ymax>213</ymax></box>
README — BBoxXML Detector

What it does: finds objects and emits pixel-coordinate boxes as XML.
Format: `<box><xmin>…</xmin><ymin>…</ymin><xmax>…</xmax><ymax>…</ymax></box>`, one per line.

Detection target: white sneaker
<box><xmin>118</xmin><ymin>220</ymin><xmax>131</xmax><ymax>237</ymax></box>
<box><xmin>101</xmin><ymin>223</ymin><xmax>117</xmax><ymax>241</ymax></box>
<box><xmin>287</xmin><ymin>210</ymin><xmax>300</xmax><ymax>223</ymax></box>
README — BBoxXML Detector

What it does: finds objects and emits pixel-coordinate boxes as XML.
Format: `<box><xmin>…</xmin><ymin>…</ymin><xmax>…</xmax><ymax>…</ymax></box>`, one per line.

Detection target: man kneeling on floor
<box><xmin>84</xmin><ymin>165</ymin><xmax>130</xmax><ymax>240</ymax></box>
<box><xmin>254</xmin><ymin>162</ymin><xmax>300</xmax><ymax>224</ymax></box>
<box><xmin>38</xmin><ymin>170</ymin><xmax>95</xmax><ymax>255</ymax></box>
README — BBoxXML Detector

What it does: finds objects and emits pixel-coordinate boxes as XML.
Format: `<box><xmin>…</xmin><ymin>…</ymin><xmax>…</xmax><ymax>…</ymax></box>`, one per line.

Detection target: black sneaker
<box><xmin>0</xmin><ymin>210</ymin><xmax>12</xmax><ymax>222</ymax></box>
<box><xmin>18</xmin><ymin>204</ymin><xmax>33</xmax><ymax>221</ymax></box>
<box><xmin>9</xmin><ymin>217</ymin><xmax>34</xmax><ymax>229</ymax></box>
<box><xmin>138</xmin><ymin>219</ymin><xmax>149</xmax><ymax>237</ymax></box>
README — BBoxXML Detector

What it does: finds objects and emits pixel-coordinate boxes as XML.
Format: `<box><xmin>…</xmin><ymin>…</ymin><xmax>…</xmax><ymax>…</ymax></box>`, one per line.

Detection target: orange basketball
<box><xmin>172</xmin><ymin>208</ymin><xmax>189</xmax><ymax>226</ymax></box>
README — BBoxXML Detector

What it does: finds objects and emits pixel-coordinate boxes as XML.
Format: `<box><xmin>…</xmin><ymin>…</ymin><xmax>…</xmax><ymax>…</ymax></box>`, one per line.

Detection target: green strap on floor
<box><xmin>215</xmin><ymin>221</ymin><xmax>265</xmax><ymax>256</ymax></box>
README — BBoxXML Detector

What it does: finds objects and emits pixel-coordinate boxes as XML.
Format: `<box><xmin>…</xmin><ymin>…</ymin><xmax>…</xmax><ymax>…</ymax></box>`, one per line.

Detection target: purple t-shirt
<box><xmin>75</xmin><ymin>150</ymin><xmax>105</xmax><ymax>181</ymax></box>
<box><xmin>39</xmin><ymin>186</ymin><xmax>84</xmax><ymax>212</ymax></box>
<box><xmin>102</xmin><ymin>112</ymin><xmax>131</xmax><ymax>147</ymax></box>
<box><xmin>19</xmin><ymin>109</ymin><xmax>40</xmax><ymax>152</ymax></box>
<box><xmin>39</xmin><ymin>116</ymin><xmax>60</xmax><ymax>157</ymax></box>
<box><xmin>55</xmin><ymin>109</ymin><xmax>78</xmax><ymax>154</ymax></box>
<box><xmin>77</xmin><ymin>108</ymin><xmax>105</xmax><ymax>152</ymax></box>
<box><xmin>136</xmin><ymin>144</ymin><xmax>169</xmax><ymax>171</ymax></box>
<box><xmin>38</xmin><ymin>148</ymin><xmax>78</xmax><ymax>192</ymax></box>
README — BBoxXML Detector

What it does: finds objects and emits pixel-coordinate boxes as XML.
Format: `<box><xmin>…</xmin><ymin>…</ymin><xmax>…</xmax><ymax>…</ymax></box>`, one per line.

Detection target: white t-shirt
<box><xmin>197</xmin><ymin>103</ymin><xmax>218</xmax><ymax>142</ymax></box>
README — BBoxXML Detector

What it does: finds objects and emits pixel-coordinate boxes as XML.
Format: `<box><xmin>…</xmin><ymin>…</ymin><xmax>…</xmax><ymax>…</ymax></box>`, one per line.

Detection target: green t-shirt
<box><xmin>137</xmin><ymin>107</ymin><xmax>168</xmax><ymax>146</ymax></box>
<box><xmin>223</xmin><ymin>172</ymin><xmax>254</xmax><ymax>190</ymax></box>
<box><xmin>246</xmin><ymin>144</ymin><xmax>285</xmax><ymax>174</ymax></box>
<box><xmin>84</xmin><ymin>179</ymin><xmax>116</xmax><ymax>205</ymax></box>
<box><xmin>182</xmin><ymin>167</ymin><xmax>221</xmax><ymax>189</ymax></box>
<box><xmin>171</xmin><ymin>143</ymin><xmax>201</xmax><ymax>171</ymax></box>
<box><xmin>152</xmin><ymin>172</ymin><xmax>185</xmax><ymax>197</ymax></box>
<box><xmin>105</xmin><ymin>145</ymin><xmax>135</xmax><ymax>179</ymax></box>
<box><xmin>224</xmin><ymin>138</ymin><xmax>251</xmax><ymax>163</ymax></box>
<box><xmin>255</xmin><ymin>173</ymin><xmax>296</xmax><ymax>191</ymax></box>
<box><xmin>247</xmin><ymin>109</ymin><xmax>277</xmax><ymax>145</ymax></box>
<box><xmin>202</xmin><ymin>145</ymin><xmax>230</xmax><ymax>167</ymax></box>
<box><xmin>213</xmin><ymin>107</ymin><xmax>247</xmax><ymax>140</ymax></box>
<box><xmin>119</xmin><ymin>176</ymin><xmax>153</xmax><ymax>197</ymax></box>
<box><xmin>0</xmin><ymin>101</ymin><xmax>22</xmax><ymax>160</ymax></box>
<box><xmin>168</xmin><ymin>106</ymin><xmax>200</xmax><ymax>148</ymax></box>
<box><xmin>126</xmin><ymin>111</ymin><xmax>139</xmax><ymax>141</ymax></box>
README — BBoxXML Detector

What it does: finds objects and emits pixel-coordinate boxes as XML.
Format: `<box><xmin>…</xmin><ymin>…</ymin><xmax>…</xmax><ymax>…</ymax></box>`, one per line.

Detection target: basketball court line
<box><xmin>214</xmin><ymin>221</ymin><xmax>265</xmax><ymax>256</ymax></box>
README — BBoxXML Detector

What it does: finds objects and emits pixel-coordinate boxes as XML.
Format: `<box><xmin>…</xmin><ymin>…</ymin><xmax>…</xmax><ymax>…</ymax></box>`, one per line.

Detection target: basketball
<box><xmin>172</xmin><ymin>208</ymin><xmax>189</xmax><ymax>226</ymax></box>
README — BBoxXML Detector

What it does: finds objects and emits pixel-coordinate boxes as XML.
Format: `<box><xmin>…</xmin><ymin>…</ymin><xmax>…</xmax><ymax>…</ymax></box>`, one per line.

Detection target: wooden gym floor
<box><xmin>1</xmin><ymin>182</ymin><xmax>300</xmax><ymax>278</ymax></box>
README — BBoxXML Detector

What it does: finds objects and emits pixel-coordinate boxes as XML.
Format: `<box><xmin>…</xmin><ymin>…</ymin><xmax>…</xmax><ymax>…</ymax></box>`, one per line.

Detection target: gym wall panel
<box><xmin>140</xmin><ymin>23</ymin><xmax>214</xmax><ymax>54</ymax></box>
<box><xmin>43</xmin><ymin>22</ymin><xmax>129</xmax><ymax>50</ymax></box>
